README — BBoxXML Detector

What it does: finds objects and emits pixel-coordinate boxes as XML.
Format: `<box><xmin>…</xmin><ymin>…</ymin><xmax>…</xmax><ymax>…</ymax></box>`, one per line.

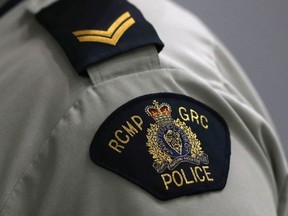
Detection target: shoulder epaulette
<box><xmin>36</xmin><ymin>0</ymin><xmax>164</xmax><ymax>76</ymax></box>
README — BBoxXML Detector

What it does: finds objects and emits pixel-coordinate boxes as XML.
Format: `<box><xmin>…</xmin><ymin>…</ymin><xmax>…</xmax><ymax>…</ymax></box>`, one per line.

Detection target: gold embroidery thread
<box><xmin>145</xmin><ymin>100</ymin><xmax>209</xmax><ymax>173</ymax></box>
<box><xmin>72</xmin><ymin>12</ymin><xmax>135</xmax><ymax>46</ymax></box>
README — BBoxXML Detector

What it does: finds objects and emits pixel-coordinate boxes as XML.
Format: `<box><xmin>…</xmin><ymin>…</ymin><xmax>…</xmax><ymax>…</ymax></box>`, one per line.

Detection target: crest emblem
<box><xmin>146</xmin><ymin>100</ymin><xmax>209</xmax><ymax>173</ymax></box>
<box><xmin>91</xmin><ymin>93</ymin><xmax>231</xmax><ymax>200</ymax></box>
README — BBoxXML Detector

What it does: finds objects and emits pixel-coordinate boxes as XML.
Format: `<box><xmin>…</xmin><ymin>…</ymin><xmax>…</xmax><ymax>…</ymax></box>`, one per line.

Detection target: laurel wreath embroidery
<box><xmin>146</xmin><ymin>119</ymin><xmax>204</xmax><ymax>166</ymax></box>
<box><xmin>146</xmin><ymin>123</ymin><xmax>173</xmax><ymax>164</ymax></box>
<box><xmin>174</xmin><ymin>119</ymin><xmax>204</xmax><ymax>158</ymax></box>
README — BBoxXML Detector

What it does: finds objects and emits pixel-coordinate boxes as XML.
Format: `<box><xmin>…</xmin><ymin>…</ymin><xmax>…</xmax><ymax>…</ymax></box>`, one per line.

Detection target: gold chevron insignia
<box><xmin>72</xmin><ymin>12</ymin><xmax>136</xmax><ymax>46</ymax></box>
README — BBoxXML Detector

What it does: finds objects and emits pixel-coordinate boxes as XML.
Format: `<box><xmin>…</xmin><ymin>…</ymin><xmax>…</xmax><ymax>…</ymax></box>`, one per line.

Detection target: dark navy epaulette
<box><xmin>0</xmin><ymin>0</ymin><xmax>25</xmax><ymax>17</ymax></box>
<box><xmin>36</xmin><ymin>0</ymin><xmax>164</xmax><ymax>76</ymax></box>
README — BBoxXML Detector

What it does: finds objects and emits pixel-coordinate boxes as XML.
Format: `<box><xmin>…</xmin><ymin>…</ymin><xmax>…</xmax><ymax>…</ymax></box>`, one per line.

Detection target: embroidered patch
<box><xmin>90</xmin><ymin>93</ymin><xmax>230</xmax><ymax>200</ymax></box>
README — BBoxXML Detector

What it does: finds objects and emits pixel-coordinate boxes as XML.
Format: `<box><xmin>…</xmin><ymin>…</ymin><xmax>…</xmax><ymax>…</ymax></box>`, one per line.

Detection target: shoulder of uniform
<box><xmin>36</xmin><ymin>0</ymin><xmax>164</xmax><ymax>76</ymax></box>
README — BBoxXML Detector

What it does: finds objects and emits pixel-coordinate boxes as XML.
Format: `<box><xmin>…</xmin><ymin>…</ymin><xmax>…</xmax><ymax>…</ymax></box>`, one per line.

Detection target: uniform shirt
<box><xmin>0</xmin><ymin>0</ymin><xmax>287</xmax><ymax>215</ymax></box>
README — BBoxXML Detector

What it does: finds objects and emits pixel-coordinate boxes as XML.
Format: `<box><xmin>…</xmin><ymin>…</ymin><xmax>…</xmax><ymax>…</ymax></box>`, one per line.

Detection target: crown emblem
<box><xmin>145</xmin><ymin>100</ymin><xmax>172</xmax><ymax>124</ymax></box>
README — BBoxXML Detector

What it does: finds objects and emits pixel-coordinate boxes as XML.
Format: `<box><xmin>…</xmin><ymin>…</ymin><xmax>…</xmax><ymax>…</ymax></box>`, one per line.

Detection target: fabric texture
<box><xmin>36</xmin><ymin>0</ymin><xmax>164</xmax><ymax>75</ymax></box>
<box><xmin>0</xmin><ymin>0</ymin><xmax>287</xmax><ymax>215</ymax></box>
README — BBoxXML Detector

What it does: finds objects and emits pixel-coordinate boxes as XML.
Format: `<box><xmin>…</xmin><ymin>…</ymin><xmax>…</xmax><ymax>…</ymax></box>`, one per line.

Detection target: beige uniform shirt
<box><xmin>0</xmin><ymin>0</ymin><xmax>287</xmax><ymax>215</ymax></box>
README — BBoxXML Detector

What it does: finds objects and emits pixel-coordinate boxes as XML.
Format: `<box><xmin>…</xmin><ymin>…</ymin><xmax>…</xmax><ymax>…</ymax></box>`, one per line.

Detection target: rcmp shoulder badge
<box><xmin>90</xmin><ymin>93</ymin><xmax>230</xmax><ymax>200</ymax></box>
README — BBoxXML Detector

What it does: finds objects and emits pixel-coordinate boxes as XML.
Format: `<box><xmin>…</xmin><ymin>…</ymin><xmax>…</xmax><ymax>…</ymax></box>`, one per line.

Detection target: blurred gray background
<box><xmin>175</xmin><ymin>0</ymin><xmax>288</xmax><ymax>158</ymax></box>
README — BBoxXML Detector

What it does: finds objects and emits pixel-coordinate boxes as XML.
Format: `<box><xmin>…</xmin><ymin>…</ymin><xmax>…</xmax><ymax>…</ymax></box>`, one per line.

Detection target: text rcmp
<box><xmin>108</xmin><ymin>107</ymin><xmax>209</xmax><ymax>153</ymax></box>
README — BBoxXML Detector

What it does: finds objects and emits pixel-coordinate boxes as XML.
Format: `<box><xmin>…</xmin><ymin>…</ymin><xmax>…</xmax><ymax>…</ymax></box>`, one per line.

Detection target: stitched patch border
<box><xmin>90</xmin><ymin>93</ymin><xmax>231</xmax><ymax>200</ymax></box>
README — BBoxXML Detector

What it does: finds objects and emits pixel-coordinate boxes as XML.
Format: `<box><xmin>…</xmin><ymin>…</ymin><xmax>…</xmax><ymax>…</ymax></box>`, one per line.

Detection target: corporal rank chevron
<box><xmin>36</xmin><ymin>0</ymin><xmax>164</xmax><ymax>75</ymax></box>
<box><xmin>90</xmin><ymin>93</ymin><xmax>231</xmax><ymax>200</ymax></box>
<box><xmin>72</xmin><ymin>12</ymin><xmax>135</xmax><ymax>46</ymax></box>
